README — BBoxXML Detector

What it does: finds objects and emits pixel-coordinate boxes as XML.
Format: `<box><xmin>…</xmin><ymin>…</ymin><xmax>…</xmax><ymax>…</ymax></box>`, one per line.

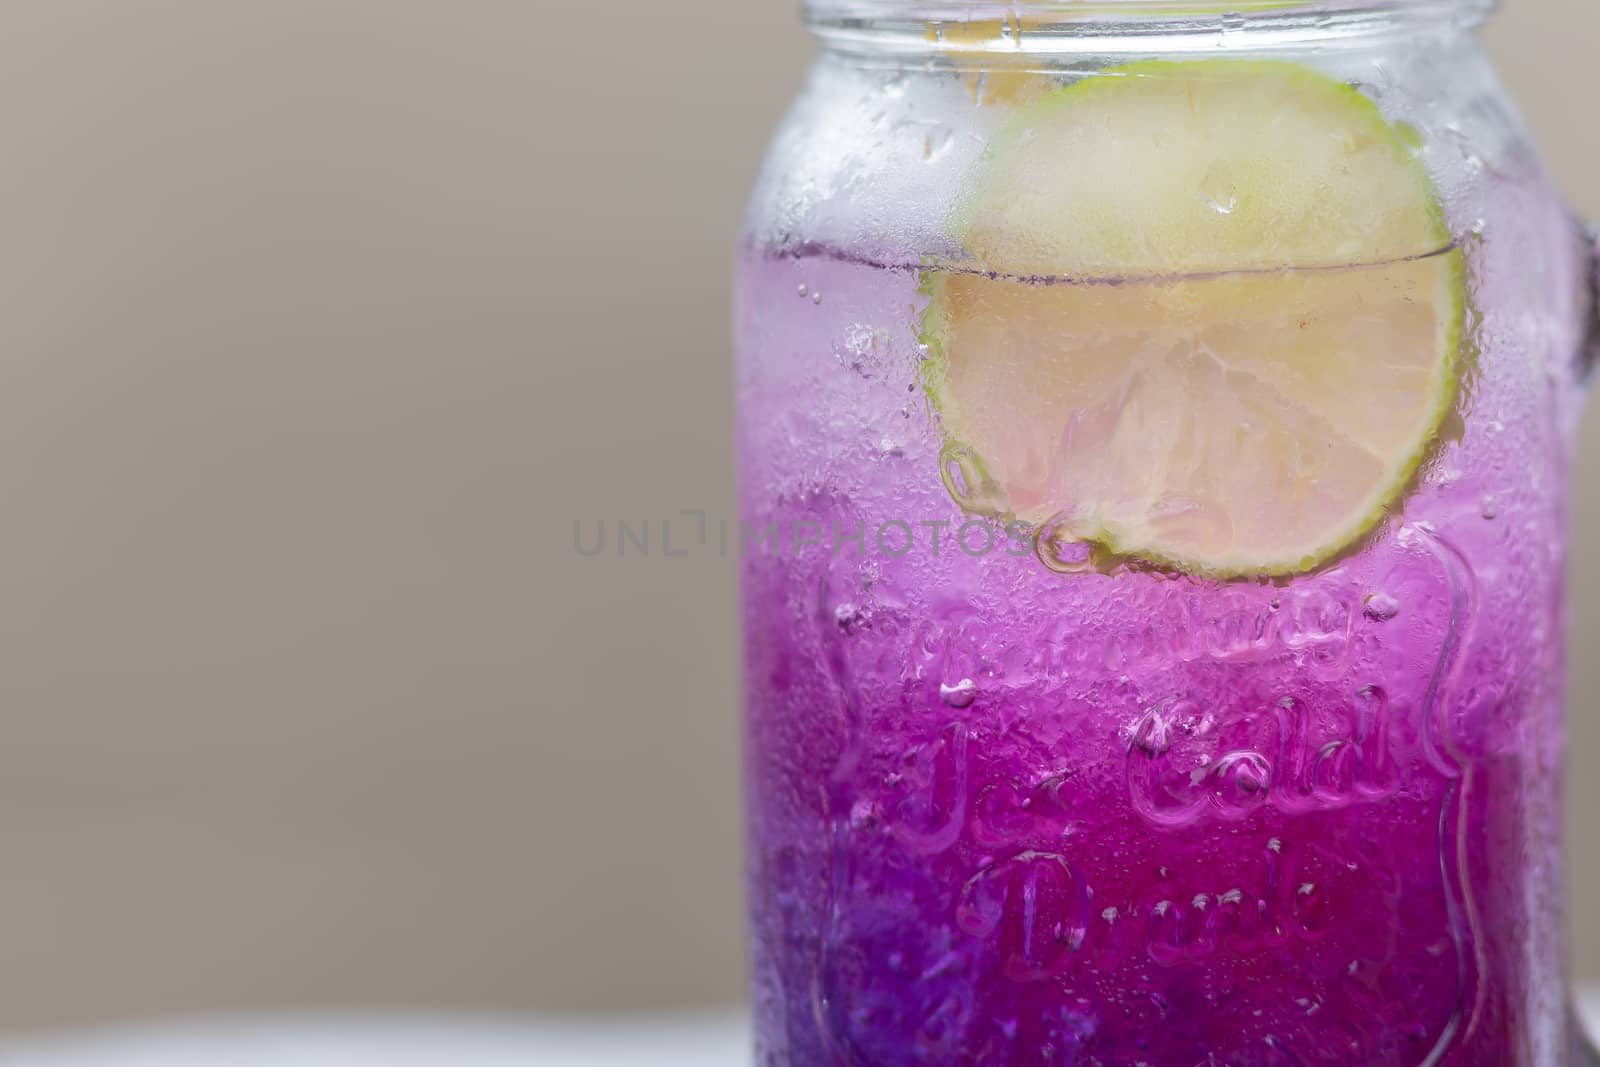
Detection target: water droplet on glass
<box><xmin>1394</xmin><ymin>120</ymin><xmax>1425</xmax><ymax>154</ymax></box>
<box><xmin>1362</xmin><ymin>592</ymin><xmax>1401</xmax><ymax>621</ymax></box>
<box><xmin>1198</xmin><ymin>160</ymin><xmax>1237</xmax><ymax>215</ymax></box>
<box><xmin>1480</xmin><ymin>495</ymin><xmax>1499</xmax><ymax>519</ymax></box>
<box><xmin>797</xmin><ymin>283</ymin><xmax>808</xmax><ymax>298</ymax></box>
<box><xmin>939</xmin><ymin>678</ymin><xmax>977</xmax><ymax>708</ymax></box>
<box><xmin>811</xmin><ymin>291</ymin><xmax>823</xmax><ymax>305</ymax></box>
<box><xmin>923</xmin><ymin>124</ymin><xmax>954</xmax><ymax>162</ymax></box>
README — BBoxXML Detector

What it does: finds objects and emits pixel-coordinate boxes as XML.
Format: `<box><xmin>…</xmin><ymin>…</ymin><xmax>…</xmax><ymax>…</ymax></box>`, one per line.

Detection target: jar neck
<box><xmin>805</xmin><ymin>0</ymin><xmax>1493</xmax><ymax>56</ymax></box>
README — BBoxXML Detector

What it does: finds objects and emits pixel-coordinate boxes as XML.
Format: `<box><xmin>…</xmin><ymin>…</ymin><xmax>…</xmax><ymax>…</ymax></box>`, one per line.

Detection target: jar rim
<box><xmin>805</xmin><ymin>0</ymin><xmax>1491</xmax><ymax>13</ymax></box>
<box><xmin>804</xmin><ymin>0</ymin><xmax>1494</xmax><ymax>50</ymax></box>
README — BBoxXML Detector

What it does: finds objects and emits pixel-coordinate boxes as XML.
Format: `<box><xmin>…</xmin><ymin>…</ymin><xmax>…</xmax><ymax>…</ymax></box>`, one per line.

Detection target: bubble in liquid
<box><xmin>1362</xmin><ymin>592</ymin><xmax>1401</xmax><ymax>621</ymax></box>
<box><xmin>835</xmin><ymin>602</ymin><xmax>868</xmax><ymax>636</ymax></box>
<box><xmin>835</xmin><ymin>323</ymin><xmax>886</xmax><ymax>377</ymax></box>
<box><xmin>1479</xmin><ymin>495</ymin><xmax>1499</xmax><ymax>520</ymax></box>
<box><xmin>849</xmin><ymin>798</ymin><xmax>880</xmax><ymax>829</ymax></box>
<box><xmin>940</xmin><ymin>678</ymin><xmax>978</xmax><ymax>708</ymax></box>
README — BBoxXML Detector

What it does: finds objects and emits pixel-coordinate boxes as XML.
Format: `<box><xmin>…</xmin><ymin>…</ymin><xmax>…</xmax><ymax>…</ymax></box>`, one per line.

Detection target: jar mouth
<box><xmin>805</xmin><ymin>0</ymin><xmax>1494</xmax><ymax>47</ymax></box>
<box><xmin>806</xmin><ymin>0</ymin><xmax>1491</xmax><ymax>13</ymax></box>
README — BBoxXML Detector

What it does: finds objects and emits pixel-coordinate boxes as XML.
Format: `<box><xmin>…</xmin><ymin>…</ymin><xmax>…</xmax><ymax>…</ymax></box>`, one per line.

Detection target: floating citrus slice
<box><xmin>921</xmin><ymin>60</ymin><xmax>1464</xmax><ymax>579</ymax></box>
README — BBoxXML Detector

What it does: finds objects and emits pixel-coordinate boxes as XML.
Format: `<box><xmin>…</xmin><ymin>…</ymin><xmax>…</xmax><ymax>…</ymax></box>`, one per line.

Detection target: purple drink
<box><xmin>737</xmin><ymin>7</ymin><xmax>1596</xmax><ymax>1063</ymax></box>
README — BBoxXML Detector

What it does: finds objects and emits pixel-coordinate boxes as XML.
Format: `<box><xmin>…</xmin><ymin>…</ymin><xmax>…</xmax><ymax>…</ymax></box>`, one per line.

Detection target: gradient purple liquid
<box><xmin>737</xmin><ymin>163</ymin><xmax>1584</xmax><ymax>1062</ymax></box>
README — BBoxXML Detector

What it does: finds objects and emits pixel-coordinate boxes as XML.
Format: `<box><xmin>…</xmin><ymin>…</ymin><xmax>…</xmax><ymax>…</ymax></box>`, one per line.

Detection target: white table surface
<box><xmin>0</xmin><ymin>996</ymin><xmax>1592</xmax><ymax>1065</ymax></box>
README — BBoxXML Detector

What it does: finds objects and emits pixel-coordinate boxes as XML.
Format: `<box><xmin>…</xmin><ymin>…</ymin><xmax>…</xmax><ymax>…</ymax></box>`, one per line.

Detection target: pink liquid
<box><xmin>736</xmin><ymin>168</ymin><xmax>1586</xmax><ymax>1062</ymax></box>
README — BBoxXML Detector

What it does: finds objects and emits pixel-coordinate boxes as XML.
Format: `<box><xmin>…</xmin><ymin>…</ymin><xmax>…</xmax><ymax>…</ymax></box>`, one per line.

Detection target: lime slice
<box><xmin>921</xmin><ymin>60</ymin><xmax>1463</xmax><ymax>579</ymax></box>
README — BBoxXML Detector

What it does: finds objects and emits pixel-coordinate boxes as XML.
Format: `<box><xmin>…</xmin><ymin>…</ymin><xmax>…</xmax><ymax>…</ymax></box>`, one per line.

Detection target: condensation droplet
<box><xmin>971</xmin><ymin>70</ymin><xmax>989</xmax><ymax>106</ymax></box>
<box><xmin>1199</xmin><ymin>160</ymin><xmax>1237</xmax><ymax>215</ymax></box>
<box><xmin>923</xmin><ymin>124</ymin><xmax>954</xmax><ymax>162</ymax></box>
<box><xmin>834</xmin><ymin>602</ymin><xmax>868</xmax><ymax>636</ymax></box>
<box><xmin>811</xmin><ymin>291</ymin><xmax>823</xmax><ymax>305</ymax></box>
<box><xmin>797</xmin><ymin>283</ymin><xmax>808</xmax><ymax>298</ymax></box>
<box><xmin>939</xmin><ymin>678</ymin><xmax>977</xmax><ymax>708</ymax></box>
<box><xmin>1480</xmin><ymin>494</ymin><xmax>1499</xmax><ymax>519</ymax></box>
<box><xmin>1362</xmin><ymin>592</ymin><xmax>1401</xmax><ymax>621</ymax></box>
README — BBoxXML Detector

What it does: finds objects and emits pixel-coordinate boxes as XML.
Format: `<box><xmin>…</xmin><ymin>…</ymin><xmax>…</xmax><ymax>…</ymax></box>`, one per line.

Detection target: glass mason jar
<box><xmin>735</xmin><ymin>1</ymin><xmax>1599</xmax><ymax>1062</ymax></box>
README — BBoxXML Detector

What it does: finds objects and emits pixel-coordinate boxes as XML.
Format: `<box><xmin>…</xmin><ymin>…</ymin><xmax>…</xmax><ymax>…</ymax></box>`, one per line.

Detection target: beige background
<box><xmin>0</xmin><ymin>0</ymin><xmax>1585</xmax><ymax>1033</ymax></box>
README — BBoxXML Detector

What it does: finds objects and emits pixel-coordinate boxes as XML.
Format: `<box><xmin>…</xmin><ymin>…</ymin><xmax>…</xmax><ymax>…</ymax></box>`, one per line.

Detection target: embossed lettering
<box><xmin>957</xmin><ymin>851</ymin><xmax>1091</xmax><ymax>981</ymax></box>
<box><xmin>1128</xmin><ymin>686</ymin><xmax>1397</xmax><ymax>826</ymax></box>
